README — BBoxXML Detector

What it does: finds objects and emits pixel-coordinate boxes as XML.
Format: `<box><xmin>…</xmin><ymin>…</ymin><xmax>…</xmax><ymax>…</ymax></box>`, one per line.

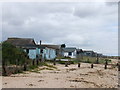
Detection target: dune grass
<box><xmin>56</xmin><ymin>56</ymin><xmax>111</xmax><ymax>64</ymax></box>
<box><xmin>75</xmin><ymin>56</ymin><xmax>111</xmax><ymax>64</ymax></box>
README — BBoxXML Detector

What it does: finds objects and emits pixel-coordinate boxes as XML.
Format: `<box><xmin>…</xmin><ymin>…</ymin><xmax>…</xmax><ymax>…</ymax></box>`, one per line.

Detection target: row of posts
<box><xmin>53</xmin><ymin>59</ymin><xmax>120</xmax><ymax>71</ymax></box>
<box><xmin>23</xmin><ymin>55</ymin><xmax>43</xmax><ymax>71</ymax></box>
<box><xmin>23</xmin><ymin>56</ymin><xmax>120</xmax><ymax>71</ymax></box>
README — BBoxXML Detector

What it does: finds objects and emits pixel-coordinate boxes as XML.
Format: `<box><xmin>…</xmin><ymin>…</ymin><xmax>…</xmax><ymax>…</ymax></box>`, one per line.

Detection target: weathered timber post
<box><xmin>91</xmin><ymin>64</ymin><xmax>94</xmax><ymax>68</ymax></box>
<box><xmin>15</xmin><ymin>59</ymin><xmax>18</xmax><ymax>73</ymax></box>
<box><xmin>78</xmin><ymin>63</ymin><xmax>80</xmax><ymax>68</ymax></box>
<box><xmin>118</xmin><ymin>64</ymin><xmax>120</xmax><ymax>71</ymax></box>
<box><xmin>65</xmin><ymin>62</ymin><xmax>68</xmax><ymax>67</ymax></box>
<box><xmin>17</xmin><ymin>59</ymin><xmax>19</xmax><ymax>65</ymax></box>
<box><xmin>36</xmin><ymin>59</ymin><xmax>39</xmax><ymax>66</ymax></box>
<box><xmin>2</xmin><ymin>66</ymin><xmax>6</xmax><ymax>76</ymax></box>
<box><xmin>53</xmin><ymin>59</ymin><xmax>56</xmax><ymax>65</ymax></box>
<box><xmin>104</xmin><ymin>64</ymin><xmax>107</xmax><ymax>69</ymax></box>
<box><xmin>68</xmin><ymin>59</ymin><xmax>70</xmax><ymax>65</ymax></box>
<box><xmin>117</xmin><ymin>63</ymin><xmax>119</xmax><ymax>66</ymax></box>
<box><xmin>104</xmin><ymin>60</ymin><xmax>108</xmax><ymax>69</ymax></box>
<box><xmin>32</xmin><ymin>60</ymin><xmax>35</xmax><ymax>66</ymax></box>
<box><xmin>40</xmin><ymin>49</ymin><xmax>44</xmax><ymax>62</ymax></box>
<box><xmin>2</xmin><ymin>61</ymin><xmax>7</xmax><ymax>76</ymax></box>
<box><xmin>36</xmin><ymin>55</ymin><xmax>39</xmax><ymax>65</ymax></box>
<box><xmin>105</xmin><ymin>60</ymin><xmax>108</xmax><ymax>65</ymax></box>
<box><xmin>39</xmin><ymin>58</ymin><xmax>42</xmax><ymax>62</ymax></box>
<box><xmin>23</xmin><ymin>63</ymin><xmax>27</xmax><ymax>71</ymax></box>
<box><xmin>96</xmin><ymin>54</ymin><xmax>99</xmax><ymax>64</ymax></box>
<box><xmin>87</xmin><ymin>58</ymin><xmax>89</xmax><ymax>63</ymax></box>
<box><xmin>3</xmin><ymin>59</ymin><xmax>8</xmax><ymax>75</ymax></box>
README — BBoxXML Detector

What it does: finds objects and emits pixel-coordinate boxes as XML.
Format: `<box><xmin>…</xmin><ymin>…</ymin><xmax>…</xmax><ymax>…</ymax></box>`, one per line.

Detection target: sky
<box><xmin>1</xmin><ymin>2</ymin><xmax>118</xmax><ymax>56</ymax></box>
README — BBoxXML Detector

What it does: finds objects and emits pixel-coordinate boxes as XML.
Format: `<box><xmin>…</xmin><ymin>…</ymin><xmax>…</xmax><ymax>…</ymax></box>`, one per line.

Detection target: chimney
<box><xmin>40</xmin><ymin>40</ymin><xmax>42</xmax><ymax>45</ymax></box>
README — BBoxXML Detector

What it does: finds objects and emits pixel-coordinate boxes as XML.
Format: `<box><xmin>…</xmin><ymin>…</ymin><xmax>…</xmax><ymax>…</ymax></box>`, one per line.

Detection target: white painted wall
<box><xmin>63</xmin><ymin>50</ymin><xmax>76</xmax><ymax>58</ymax></box>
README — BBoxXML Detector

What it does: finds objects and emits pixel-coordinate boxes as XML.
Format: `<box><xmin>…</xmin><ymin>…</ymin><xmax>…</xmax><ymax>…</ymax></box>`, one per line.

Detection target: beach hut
<box><xmin>62</xmin><ymin>47</ymin><xmax>77</xmax><ymax>58</ymax></box>
<box><xmin>4</xmin><ymin>38</ymin><xmax>45</xmax><ymax>60</ymax></box>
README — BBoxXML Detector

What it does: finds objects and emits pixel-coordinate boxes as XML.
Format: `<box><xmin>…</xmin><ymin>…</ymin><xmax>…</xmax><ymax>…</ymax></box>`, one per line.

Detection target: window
<box><xmin>68</xmin><ymin>52</ymin><xmax>72</xmax><ymax>56</ymax></box>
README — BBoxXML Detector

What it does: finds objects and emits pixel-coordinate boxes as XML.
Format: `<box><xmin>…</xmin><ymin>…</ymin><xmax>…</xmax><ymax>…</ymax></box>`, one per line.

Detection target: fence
<box><xmin>2</xmin><ymin>59</ymin><xmax>42</xmax><ymax>76</ymax></box>
<box><xmin>2</xmin><ymin>58</ymin><xmax>119</xmax><ymax>76</ymax></box>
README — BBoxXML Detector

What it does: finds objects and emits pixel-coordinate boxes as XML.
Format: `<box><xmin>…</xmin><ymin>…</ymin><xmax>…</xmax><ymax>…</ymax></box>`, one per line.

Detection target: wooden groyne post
<box><xmin>23</xmin><ymin>63</ymin><xmax>27</xmax><ymax>71</ymax></box>
<box><xmin>53</xmin><ymin>59</ymin><xmax>56</xmax><ymax>65</ymax></box>
<box><xmin>104</xmin><ymin>60</ymin><xmax>108</xmax><ymax>69</ymax></box>
<box><xmin>118</xmin><ymin>64</ymin><xmax>120</xmax><ymax>71</ymax></box>
<box><xmin>96</xmin><ymin>54</ymin><xmax>99</xmax><ymax>64</ymax></box>
<box><xmin>65</xmin><ymin>62</ymin><xmax>68</xmax><ymax>67</ymax></box>
<box><xmin>104</xmin><ymin>64</ymin><xmax>107</xmax><ymax>69</ymax></box>
<box><xmin>91</xmin><ymin>64</ymin><xmax>94</xmax><ymax>68</ymax></box>
<box><xmin>32</xmin><ymin>60</ymin><xmax>35</xmax><ymax>66</ymax></box>
<box><xmin>36</xmin><ymin>55</ymin><xmax>39</xmax><ymax>65</ymax></box>
<box><xmin>78</xmin><ymin>63</ymin><xmax>80</xmax><ymax>68</ymax></box>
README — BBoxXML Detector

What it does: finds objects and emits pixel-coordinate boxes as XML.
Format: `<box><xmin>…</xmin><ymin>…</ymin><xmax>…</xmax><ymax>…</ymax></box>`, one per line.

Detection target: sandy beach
<box><xmin>2</xmin><ymin>60</ymin><xmax>118</xmax><ymax>88</ymax></box>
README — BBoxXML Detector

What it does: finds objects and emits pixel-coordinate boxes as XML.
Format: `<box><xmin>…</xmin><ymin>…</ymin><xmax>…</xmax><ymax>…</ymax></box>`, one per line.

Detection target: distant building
<box><xmin>83</xmin><ymin>50</ymin><xmax>103</xmax><ymax>57</ymax></box>
<box><xmin>41</xmin><ymin>44</ymin><xmax>61</xmax><ymax>60</ymax></box>
<box><xmin>62</xmin><ymin>47</ymin><xmax>76</xmax><ymax>58</ymax></box>
<box><xmin>4</xmin><ymin>38</ymin><xmax>63</xmax><ymax>60</ymax></box>
<box><xmin>4</xmin><ymin>38</ymin><xmax>45</xmax><ymax>60</ymax></box>
<box><xmin>97</xmin><ymin>53</ymin><xmax>103</xmax><ymax>57</ymax></box>
<box><xmin>83</xmin><ymin>50</ymin><xmax>96</xmax><ymax>57</ymax></box>
<box><xmin>76</xmin><ymin>49</ymin><xmax>84</xmax><ymax>59</ymax></box>
<box><xmin>4</xmin><ymin>37</ymin><xmax>104</xmax><ymax>60</ymax></box>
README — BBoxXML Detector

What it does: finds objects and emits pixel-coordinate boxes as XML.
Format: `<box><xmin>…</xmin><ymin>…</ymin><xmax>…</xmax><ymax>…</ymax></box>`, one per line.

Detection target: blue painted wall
<box><xmin>28</xmin><ymin>49</ymin><xmax>36</xmax><ymax>59</ymax></box>
<box><xmin>44</xmin><ymin>48</ymin><xmax>56</xmax><ymax>60</ymax></box>
<box><xmin>24</xmin><ymin>47</ymin><xmax>56</xmax><ymax>60</ymax></box>
<box><xmin>24</xmin><ymin>49</ymin><xmax>36</xmax><ymax>59</ymax></box>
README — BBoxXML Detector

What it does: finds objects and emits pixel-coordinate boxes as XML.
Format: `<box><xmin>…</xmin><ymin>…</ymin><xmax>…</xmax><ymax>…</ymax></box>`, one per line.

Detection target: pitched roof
<box><xmin>63</xmin><ymin>47</ymin><xmax>76</xmax><ymax>52</ymax></box>
<box><xmin>76</xmin><ymin>49</ymin><xmax>83</xmax><ymax>51</ymax></box>
<box><xmin>83</xmin><ymin>50</ymin><xmax>94</xmax><ymax>53</ymax></box>
<box><xmin>76</xmin><ymin>49</ymin><xmax>83</xmax><ymax>53</ymax></box>
<box><xmin>5</xmin><ymin>37</ymin><xmax>36</xmax><ymax>47</ymax></box>
<box><xmin>41</xmin><ymin>44</ymin><xmax>61</xmax><ymax>49</ymax></box>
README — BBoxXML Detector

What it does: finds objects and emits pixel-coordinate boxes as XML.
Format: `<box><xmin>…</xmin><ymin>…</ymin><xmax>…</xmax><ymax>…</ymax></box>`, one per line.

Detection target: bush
<box><xmin>57</xmin><ymin>60</ymin><xmax>74</xmax><ymax>64</ymax></box>
<box><xmin>78</xmin><ymin>56</ymin><xmax>111</xmax><ymax>64</ymax></box>
<box><xmin>29</xmin><ymin>65</ymin><xmax>38</xmax><ymax>70</ymax></box>
<box><xmin>2</xmin><ymin>42</ymin><xmax>28</xmax><ymax>65</ymax></box>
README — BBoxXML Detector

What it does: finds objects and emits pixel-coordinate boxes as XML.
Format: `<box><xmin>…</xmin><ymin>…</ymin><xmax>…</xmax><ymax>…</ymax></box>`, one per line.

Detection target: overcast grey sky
<box><xmin>2</xmin><ymin>2</ymin><xmax>118</xmax><ymax>56</ymax></box>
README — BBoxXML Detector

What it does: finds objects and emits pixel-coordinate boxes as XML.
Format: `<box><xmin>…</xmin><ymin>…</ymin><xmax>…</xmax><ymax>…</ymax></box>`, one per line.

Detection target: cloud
<box><xmin>2</xmin><ymin>2</ymin><xmax>118</xmax><ymax>56</ymax></box>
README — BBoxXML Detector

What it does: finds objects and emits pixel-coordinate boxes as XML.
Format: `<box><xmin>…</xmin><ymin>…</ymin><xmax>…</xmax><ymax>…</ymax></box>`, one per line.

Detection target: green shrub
<box><xmin>29</xmin><ymin>65</ymin><xmax>38</xmax><ymax>70</ymax></box>
<box><xmin>79</xmin><ymin>56</ymin><xmax>111</xmax><ymax>64</ymax></box>
<box><xmin>57</xmin><ymin>60</ymin><xmax>74</xmax><ymax>64</ymax></box>
<box><xmin>2</xmin><ymin>42</ymin><xmax>28</xmax><ymax>65</ymax></box>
